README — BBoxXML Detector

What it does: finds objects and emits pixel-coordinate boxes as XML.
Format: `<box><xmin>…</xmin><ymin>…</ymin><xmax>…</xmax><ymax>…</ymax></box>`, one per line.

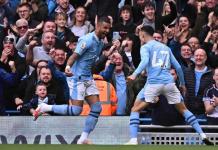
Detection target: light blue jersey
<box><xmin>133</xmin><ymin>40</ymin><xmax>185</xmax><ymax>85</ymax></box>
<box><xmin>71</xmin><ymin>32</ymin><xmax>104</xmax><ymax>81</ymax></box>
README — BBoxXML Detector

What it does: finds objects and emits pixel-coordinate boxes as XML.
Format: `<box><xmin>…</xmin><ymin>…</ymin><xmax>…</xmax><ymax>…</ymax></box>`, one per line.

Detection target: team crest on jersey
<box><xmin>81</xmin><ymin>42</ymin><xmax>86</xmax><ymax>49</ymax></box>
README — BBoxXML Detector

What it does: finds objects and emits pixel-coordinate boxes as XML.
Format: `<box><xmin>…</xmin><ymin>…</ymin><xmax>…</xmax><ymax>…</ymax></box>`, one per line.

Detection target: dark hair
<box><xmin>119</xmin><ymin>5</ymin><xmax>133</xmax><ymax>16</ymax></box>
<box><xmin>212</xmin><ymin>25</ymin><xmax>218</xmax><ymax>31</ymax></box>
<box><xmin>68</xmin><ymin>35</ymin><xmax>79</xmax><ymax>43</ymax></box>
<box><xmin>17</xmin><ymin>2</ymin><xmax>31</xmax><ymax>10</ymax></box>
<box><xmin>181</xmin><ymin>43</ymin><xmax>192</xmax><ymax>52</ymax></box>
<box><xmin>36</xmin><ymin>81</ymin><xmax>47</xmax><ymax>89</ymax></box>
<box><xmin>36</xmin><ymin>60</ymin><xmax>48</xmax><ymax>68</ymax></box>
<box><xmin>55</xmin><ymin>12</ymin><xmax>68</xmax><ymax>20</ymax></box>
<box><xmin>140</xmin><ymin>25</ymin><xmax>155</xmax><ymax>36</ymax></box>
<box><xmin>154</xmin><ymin>30</ymin><xmax>163</xmax><ymax>37</ymax></box>
<box><xmin>143</xmin><ymin>1</ymin><xmax>155</xmax><ymax>10</ymax></box>
<box><xmin>31</xmin><ymin>0</ymin><xmax>41</xmax><ymax>5</ymax></box>
<box><xmin>97</xmin><ymin>16</ymin><xmax>111</xmax><ymax>24</ymax></box>
<box><xmin>38</xmin><ymin>66</ymin><xmax>51</xmax><ymax>75</ymax></box>
<box><xmin>177</xmin><ymin>15</ymin><xmax>190</xmax><ymax>25</ymax></box>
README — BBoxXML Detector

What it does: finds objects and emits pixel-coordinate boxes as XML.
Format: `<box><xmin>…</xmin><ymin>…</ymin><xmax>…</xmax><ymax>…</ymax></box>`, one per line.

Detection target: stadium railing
<box><xmin>138</xmin><ymin>125</ymin><xmax>218</xmax><ymax>145</ymax></box>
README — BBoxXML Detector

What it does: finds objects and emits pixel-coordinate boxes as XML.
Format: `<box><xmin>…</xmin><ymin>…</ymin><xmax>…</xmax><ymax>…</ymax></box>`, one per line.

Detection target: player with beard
<box><xmin>34</xmin><ymin>17</ymin><xmax>111</xmax><ymax>144</ymax></box>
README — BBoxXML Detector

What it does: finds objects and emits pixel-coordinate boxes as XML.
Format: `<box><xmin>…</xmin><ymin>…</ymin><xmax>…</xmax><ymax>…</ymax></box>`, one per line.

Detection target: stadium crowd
<box><xmin>0</xmin><ymin>0</ymin><xmax>218</xmax><ymax>126</ymax></box>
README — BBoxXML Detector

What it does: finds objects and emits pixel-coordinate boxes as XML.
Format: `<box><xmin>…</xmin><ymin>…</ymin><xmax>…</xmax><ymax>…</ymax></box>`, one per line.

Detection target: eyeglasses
<box><xmin>17</xmin><ymin>25</ymin><xmax>28</xmax><ymax>30</ymax></box>
<box><xmin>3</xmin><ymin>37</ymin><xmax>14</xmax><ymax>43</ymax></box>
<box><xmin>18</xmin><ymin>10</ymin><xmax>29</xmax><ymax>13</ymax></box>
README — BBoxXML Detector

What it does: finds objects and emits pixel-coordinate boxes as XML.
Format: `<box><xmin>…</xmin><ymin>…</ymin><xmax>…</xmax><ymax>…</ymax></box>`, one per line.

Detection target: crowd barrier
<box><xmin>0</xmin><ymin>116</ymin><xmax>217</xmax><ymax>145</ymax></box>
<box><xmin>0</xmin><ymin>116</ymin><xmax>129</xmax><ymax>144</ymax></box>
<box><xmin>138</xmin><ymin>125</ymin><xmax>218</xmax><ymax>145</ymax></box>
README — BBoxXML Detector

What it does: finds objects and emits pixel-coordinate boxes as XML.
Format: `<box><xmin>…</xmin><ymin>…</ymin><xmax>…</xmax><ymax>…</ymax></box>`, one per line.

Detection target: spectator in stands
<box><xmin>161</xmin><ymin>23</ymin><xmax>175</xmax><ymax>45</ymax></box>
<box><xmin>26</xmin><ymin>31</ymin><xmax>56</xmax><ymax>65</ymax></box>
<box><xmin>120</xmin><ymin>33</ymin><xmax>140</xmax><ymax>69</ymax></box>
<box><xmin>131</xmin><ymin>0</ymin><xmax>147</xmax><ymax>24</ymax></box>
<box><xmin>0</xmin><ymin>35</ymin><xmax>27</xmax><ymax>78</ymax></box>
<box><xmin>112</xmin><ymin>52</ymin><xmax>128</xmax><ymax>115</ymax></box>
<box><xmin>31</xmin><ymin>0</ymin><xmax>48</xmax><ymax>22</ymax></box>
<box><xmin>49</xmin><ymin>48</ymin><xmax>66</xmax><ymax>72</ymax></box>
<box><xmin>168</xmin><ymin>15</ymin><xmax>192</xmax><ymax>60</ymax></box>
<box><xmin>203</xmin><ymin>67</ymin><xmax>218</xmax><ymax>125</ymax></box>
<box><xmin>42</xmin><ymin>20</ymin><xmax>56</xmax><ymax>33</ymax></box>
<box><xmin>202</xmin><ymin>25</ymin><xmax>218</xmax><ymax>68</ymax></box>
<box><xmin>85</xmin><ymin>0</ymin><xmax>120</xmax><ymax>24</ymax></box>
<box><xmin>55</xmin><ymin>12</ymin><xmax>75</xmax><ymax>43</ymax></box>
<box><xmin>187</xmin><ymin>36</ymin><xmax>200</xmax><ymax>53</ymax></box>
<box><xmin>20</xmin><ymin>82</ymin><xmax>55</xmax><ymax>118</ymax></box>
<box><xmin>135</xmin><ymin>0</ymin><xmax>177</xmax><ymax>33</ymax></box>
<box><xmin>48</xmin><ymin>47</ymin><xmax>69</xmax><ymax>102</ymax></box>
<box><xmin>52</xmin><ymin>0</ymin><xmax>75</xmax><ymax>27</ymax></box>
<box><xmin>41</xmin><ymin>20</ymin><xmax>67</xmax><ymax>50</ymax></box>
<box><xmin>0</xmin><ymin>61</ymin><xmax>17</xmax><ymax>115</ymax></box>
<box><xmin>178</xmin><ymin>43</ymin><xmax>194</xmax><ymax>70</ymax></box>
<box><xmin>198</xmin><ymin>10</ymin><xmax>218</xmax><ymax>43</ymax></box>
<box><xmin>14</xmin><ymin>60</ymin><xmax>48</xmax><ymax>110</ymax></box>
<box><xmin>181</xmin><ymin>0</ymin><xmax>198</xmax><ymax>28</ymax></box>
<box><xmin>15</xmin><ymin>19</ymin><xmax>29</xmax><ymax>38</ymax></box>
<box><xmin>153</xmin><ymin>31</ymin><xmax>163</xmax><ymax>43</ymax></box>
<box><xmin>16</xmin><ymin>3</ymin><xmax>40</xmax><ymax>28</ymax></box>
<box><xmin>15</xmin><ymin>19</ymin><xmax>41</xmax><ymax>55</ymax></box>
<box><xmin>46</xmin><ymin>0</ymin><xmax>57</xmax><ymax>17</ymax></box>
<box><xmin>112</xmin><ymin>5</ymin><xmax>136</xmax><ymax>39</ymax></box>
<box><xmin>19</xmin><ymin>66</ymin><xmax>66</xmax><ymax>114</ymax></box>
<box><xmin>0</xmin><ymin>0</ymin><xmax>15</xmax><ymax>24</ymax></box>
<box><xmin>184</xmin><ymin>48</ymin><xmax>214</xmax><ymax>118</ymax></box>
<box><xmin>70</xmin><ymin>6</ymin><xmax>94</xmax><ymax>37</ymax></box>
<box><xmin>191</xmin><ymin>0</ymin><xmax>218</xmax><ymax>37</ymax></box>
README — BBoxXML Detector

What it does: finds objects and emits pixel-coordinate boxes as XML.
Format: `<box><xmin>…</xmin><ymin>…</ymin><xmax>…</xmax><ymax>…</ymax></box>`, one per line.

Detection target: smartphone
<box><xmin>112</xmin><ymin>32</ymin><xmax>120</xmax><ymax>41</ymax></box>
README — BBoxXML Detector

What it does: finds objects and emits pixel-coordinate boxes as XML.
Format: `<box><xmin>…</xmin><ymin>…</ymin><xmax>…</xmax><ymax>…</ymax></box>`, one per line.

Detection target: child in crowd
<box><xmin>55</xmin><ymin>12</ymin><xmax>74</xmax><ymax>43</ymax></box>
<box><xmin>21</xmin><ymin>82</ymin><xmax>55</xmax><ymax>120</ymax></box>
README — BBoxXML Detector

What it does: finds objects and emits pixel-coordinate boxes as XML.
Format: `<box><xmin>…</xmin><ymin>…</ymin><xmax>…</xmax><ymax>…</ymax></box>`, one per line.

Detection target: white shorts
<box><xmin>67</xmin><ymin>77</ymin><xmax>99</xmax><ymax>100</ymax></box>
<box><xmin>138</xmin><ymin>83</ymin><xmax>181</xmax><ymax>104</ymax></box>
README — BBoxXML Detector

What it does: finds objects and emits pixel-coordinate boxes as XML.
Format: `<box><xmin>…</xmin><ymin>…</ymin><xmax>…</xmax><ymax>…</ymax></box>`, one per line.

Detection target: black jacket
<box><xmin>184</xmin><ymin>66</ymin><xmax>214</xmax><ymax>115</ymax></box>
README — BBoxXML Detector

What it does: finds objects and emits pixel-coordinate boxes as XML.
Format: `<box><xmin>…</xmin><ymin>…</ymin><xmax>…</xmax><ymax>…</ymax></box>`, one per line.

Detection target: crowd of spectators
<box><xmin>0</xmin><ymin>0</ymin><xmax>218</xmax><ymax>125</ymax></box>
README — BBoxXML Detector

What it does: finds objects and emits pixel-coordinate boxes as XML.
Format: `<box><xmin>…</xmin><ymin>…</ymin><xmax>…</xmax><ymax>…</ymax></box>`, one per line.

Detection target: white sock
<box><xmin>79</xmin><ymin>132</ymin><xmax>89</xmax><ymax>141</ymax></box>
<box><xmin>39</xmin><ymin>103</ymin><xmax>52</xmax><ymax>112</ymax></box>
<box><xmin>200</xmin><ymin>133</ymin><xmax>206</xmax><ymax>139</ymax></box>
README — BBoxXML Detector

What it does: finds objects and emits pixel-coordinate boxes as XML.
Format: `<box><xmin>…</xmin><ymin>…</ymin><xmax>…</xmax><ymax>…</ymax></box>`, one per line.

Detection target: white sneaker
<box><xmin>77</xmin><ymin>138</ymin><xmax>92</xmax><ymax>144</ymax></box>
<box><xmin>125</xmin><ymin>140</ymin><xmax>138</xmax><ymax>145</ymax></box>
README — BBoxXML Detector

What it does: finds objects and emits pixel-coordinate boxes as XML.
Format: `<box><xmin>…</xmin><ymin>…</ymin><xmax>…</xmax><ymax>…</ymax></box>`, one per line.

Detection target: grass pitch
<box><xmin>0</xmin><ymin>145</ymin><xmax>217</xmax><ymax>150</ymax></box>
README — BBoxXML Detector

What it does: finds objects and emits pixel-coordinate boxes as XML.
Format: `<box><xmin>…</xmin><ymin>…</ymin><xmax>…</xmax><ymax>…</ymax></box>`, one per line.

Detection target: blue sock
<box><xmin>183</xmin><ymin>110</ymin><xmax>203</xmax><ymax>134</ymax></box>
<box><xmin>129</xmin><ymin>112</ymin><xmax>140</xmax><ymax>138</ymax></box>
<box><xmin>52</xmin><ymin>105</ymin><xmax>82</xmax><ymax>115</ymax></box>
<box><xmin>84</xmin><ymin>102</ymin><xmax>102</xmax><ymax>133</ymax></box>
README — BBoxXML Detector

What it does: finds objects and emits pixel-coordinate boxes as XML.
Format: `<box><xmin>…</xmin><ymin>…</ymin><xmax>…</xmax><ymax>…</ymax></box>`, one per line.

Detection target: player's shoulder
<box><xmin>77</xmin><ymin>33</ymin><xmax>94</xmax><ymax>47</ymax></box>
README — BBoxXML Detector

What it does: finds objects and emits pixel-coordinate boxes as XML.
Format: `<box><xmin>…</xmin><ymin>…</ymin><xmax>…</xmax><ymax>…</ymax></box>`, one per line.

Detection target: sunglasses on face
<box><xmin>3</xmin><ymin>37</ymin><xmax>14</xmax><ymax>43</ymax></box>
<box><xmin>17</xmin><ymin>25</ymin><xmax>28</xmax><ymax>30</ymax></box>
